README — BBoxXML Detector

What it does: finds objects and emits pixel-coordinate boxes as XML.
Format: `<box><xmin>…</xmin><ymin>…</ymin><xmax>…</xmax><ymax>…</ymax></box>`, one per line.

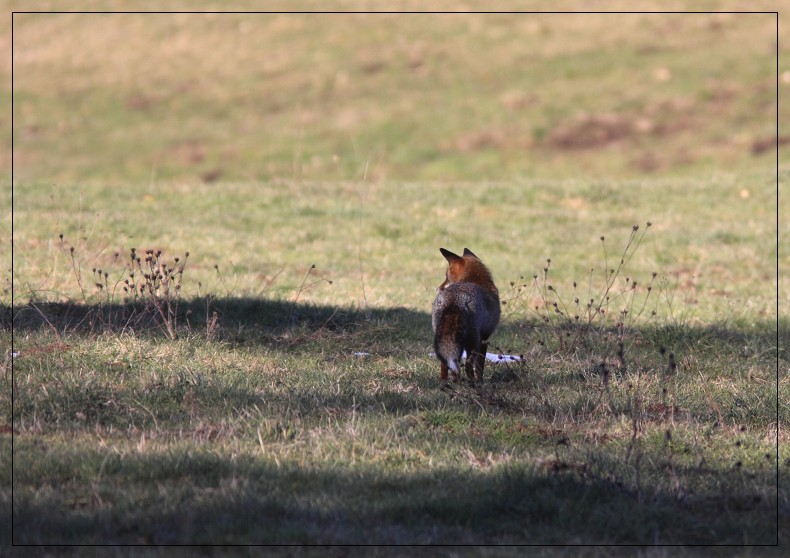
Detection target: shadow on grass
<box><xmin>8</xmin><ymin>298</ymin><xmax>431</xmax><ymax>347</ymax></box>
<box><xmin>6</xmin><ymin>299</ymin><xmax>783</xmax><ymax>546</ymax></box>
<box><xmin>8</xmin><ymin>444</ymin><xmax>779</xmax><ymax>545</ymax></box>
<box><xmin>8</xmin><ymin>299</ymin><xmax>783</xmax><ymax>425</ymax></box>
<box><xmin>7</xmin><ymin>297</ymin><xmax>785</xmax><ymax>351</ymax></box>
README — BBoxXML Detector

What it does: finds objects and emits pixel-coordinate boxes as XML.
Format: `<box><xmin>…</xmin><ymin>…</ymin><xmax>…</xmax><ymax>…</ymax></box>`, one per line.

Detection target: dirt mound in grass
<box><xmin>546</xmin><ymin>112</ymin><xmax>639</xmax><ymax>150</ymax></box>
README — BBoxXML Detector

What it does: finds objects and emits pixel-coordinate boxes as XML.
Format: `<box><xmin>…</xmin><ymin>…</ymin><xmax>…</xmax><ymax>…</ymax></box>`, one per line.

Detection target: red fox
<box><xmin>432</xmin><ymin>248</ymin><xmax>500</xmax><ymax>384</ymax></box>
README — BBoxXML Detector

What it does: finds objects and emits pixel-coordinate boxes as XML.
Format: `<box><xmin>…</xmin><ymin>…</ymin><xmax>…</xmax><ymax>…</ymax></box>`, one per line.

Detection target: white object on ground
<box><xmin>429</xmin><ymin>351</ymin><xmax>521</xmax><ymax>363</ymax></box>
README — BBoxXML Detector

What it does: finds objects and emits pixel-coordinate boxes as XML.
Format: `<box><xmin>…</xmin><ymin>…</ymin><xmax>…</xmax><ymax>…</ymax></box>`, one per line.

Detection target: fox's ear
<box><xmin>462</xmin><ymin>248</ymin><xmax>478</xmax><ymax>258</ymax></box>
<box><xmin>440</xmin><ymin>248</ymin><xmax>462</xmax><ymax>263</ymax></box>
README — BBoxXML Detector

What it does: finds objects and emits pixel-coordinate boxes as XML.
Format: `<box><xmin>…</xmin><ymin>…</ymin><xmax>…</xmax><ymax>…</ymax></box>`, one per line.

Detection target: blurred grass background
<box><xmin>6</xmin><ymin>4</ymin><xmax>784</xmax><ymax>184</ymax></box>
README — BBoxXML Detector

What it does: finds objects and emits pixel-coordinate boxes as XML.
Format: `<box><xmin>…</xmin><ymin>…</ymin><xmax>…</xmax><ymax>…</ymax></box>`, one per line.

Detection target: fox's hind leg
<box><xmin>467</xmin><ymin>347</ymin><xmax>486</xmax><ymax>383</ymax></box>
<box><xmin>476</xmin><ymin>341</ymin><xmax>489</xmax><ymax>382</ymax></box>
<box><xmin>466</xmin><ymin>338</ymin><xmax>485</xmax><ymax>383</ymax></box>
<box><xmin>466</xmin><ymin>342</ymin><xmax>488</xmax><ymax>384</ymax></box>
<box><xmin>465</xmin><ymin>353</ymin><xmax>476</xmax><ymax>382</ymax></box>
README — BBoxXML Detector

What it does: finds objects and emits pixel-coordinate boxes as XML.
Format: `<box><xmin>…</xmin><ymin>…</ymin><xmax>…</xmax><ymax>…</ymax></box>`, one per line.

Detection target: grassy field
<box><xmin>4</xmin><ymin>4</ymin><xmax>787</xmax><ymax>550</ymax></box>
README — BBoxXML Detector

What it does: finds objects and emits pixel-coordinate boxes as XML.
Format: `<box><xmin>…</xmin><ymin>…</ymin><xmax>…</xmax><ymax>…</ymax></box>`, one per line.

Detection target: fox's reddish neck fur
<box><xmin>446</xmin><ymin>257</ymin><xmax>498</xmax><ymax>294</ymax></box>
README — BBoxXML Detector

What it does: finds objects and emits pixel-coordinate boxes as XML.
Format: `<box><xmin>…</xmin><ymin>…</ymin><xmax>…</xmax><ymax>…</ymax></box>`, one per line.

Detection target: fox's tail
<box><xmin>433</xmin><ymin>310</ymin><xmax>465</xmax><ymax>376</ymax></box>
<box><xmin>435</xmin><ymin>340</ymin><xmax>462</xmax><ymax>376</ymax></box>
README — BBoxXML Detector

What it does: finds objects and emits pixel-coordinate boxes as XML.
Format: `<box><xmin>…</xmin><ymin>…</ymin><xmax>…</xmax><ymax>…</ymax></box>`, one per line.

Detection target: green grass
<box><xmin>9</xmin><ymin>172</ymin><xmax>779</xmax><ymax>318</ymax></box>
<box><xmin>5</xmin><ymin>174</ymin><xmax>785</xmax><ymax>545</ymax></box>
<box><xmin>3</xmin><ymin>4</ymin><xmax>786</xmax><ymax>549</ymax></box>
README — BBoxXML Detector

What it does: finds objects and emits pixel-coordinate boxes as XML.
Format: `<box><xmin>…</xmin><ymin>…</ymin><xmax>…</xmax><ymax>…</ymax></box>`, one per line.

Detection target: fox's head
<box><xmin>438</xmin><ymin>247</ymin><xmax>495</xmax><ymax>291</ymax></box>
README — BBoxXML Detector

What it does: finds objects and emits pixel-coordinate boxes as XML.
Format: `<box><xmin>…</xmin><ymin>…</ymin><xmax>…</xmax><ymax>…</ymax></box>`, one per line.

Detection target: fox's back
<box><xmin>432</xmin><ymin>281</ymin><xmax>500</xmax><ymax>341</ymax></box>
